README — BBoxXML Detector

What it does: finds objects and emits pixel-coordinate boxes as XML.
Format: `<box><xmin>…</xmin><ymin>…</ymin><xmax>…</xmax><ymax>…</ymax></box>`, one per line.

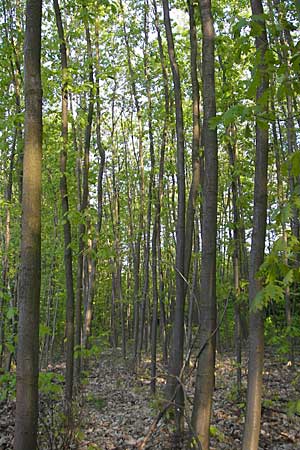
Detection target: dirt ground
<box><xmin>1</xmin><ymin>349</ymin><xmax>300</xmax><ymax>449</ymax></box>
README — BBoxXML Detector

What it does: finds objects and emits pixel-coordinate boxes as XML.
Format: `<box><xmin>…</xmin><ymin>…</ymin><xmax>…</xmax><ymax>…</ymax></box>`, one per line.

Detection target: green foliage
<box><xmin>252</xmin><ymin>282</ymin><xmax>284</xmax><ymax>311</ymax></box>
<box><xmin>40</xmin><ymin>323</ymin><xmax>51</xmax><ymax>339</ymax></box>
<box><xmin>39</xmin><ymin>372</ymin><xmax>64</xmax><ymax>397</ymax></box>
<box><xmin>74</xmin><ymin>344</ymin><xmax>101</xmax><ymax>360</ymax></box>
<box><xmin>0</xmin><ymin>372</ymin><xmax>16</xmax><ymax>401</ymax></box>
<box><xmin>86</xmin><ymin>393</ymin><xmax>107</xmax><ymax>411</ymax></box>
<box><xmin>287</xmin><ymin>399</ymin><xmax>300</xmax><ymax>417</ymax></box>
<box><xmin>209</xmin><ymin>425</ymin><xmax>226</xmax><ymax>442</ymax></box>
<box><xmin>251</xmin><ymin>235</ymin><xmax>300</xmax><ymax>311</ymax></box>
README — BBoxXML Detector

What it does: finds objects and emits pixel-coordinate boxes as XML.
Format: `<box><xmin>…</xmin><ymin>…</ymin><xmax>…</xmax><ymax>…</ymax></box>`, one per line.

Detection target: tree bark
<box><xmin>82</xmin><ymin>20</ymin><xmax>105</xmax><ymax>352</ymax></box>
<box><xmin>53</xmin><ymin>0</ymin><xmax>75</xmax><ymax>420</ymax></box>
<box><xmin>242</xmin><ymin>1</ymin><xmax>269</xmax><ymax>448</ymax></box>
<box><xmin>162</xmin><ymin>0</ymin><xmax>186</xmax><ymax>434</ymax></box>
<box><xmin>191</xmin><ymin>1</ymin><xmax>218</xmax><ymax>448</ymax></box>
<box><xmin>74</xmin><ymin>12</ymin><xmax>94</xmax><ymax>381</ymax></box>
<box><xmin>185</xmin><ymin>0</ymin><xmax>202</xmax><ymax>285</ymax></box>
<box><xmin>14</xmin><ymin>0</ymin><xmax>42</xmax><ymax>447</ymax></box>
<box><xmin>0</xmin><ymin>133</ymin><xmax>15</xmax><ymax>369</ymax></box>
<box><xmin>227</xmin><ymin>127</ymin><xmax>242</xmax><ymax>393</ymax></box>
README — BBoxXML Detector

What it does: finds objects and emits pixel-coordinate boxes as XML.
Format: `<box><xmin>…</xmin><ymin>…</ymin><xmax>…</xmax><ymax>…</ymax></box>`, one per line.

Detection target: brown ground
<box><xmin>1</xmin><ymin>350</ymin><xmax>300</xmax><ymax>449</ymax></box>
<box><xmin>77</xmin><ymin>350</ymin><xmax>300</xmax><ymax>450</ymax></box>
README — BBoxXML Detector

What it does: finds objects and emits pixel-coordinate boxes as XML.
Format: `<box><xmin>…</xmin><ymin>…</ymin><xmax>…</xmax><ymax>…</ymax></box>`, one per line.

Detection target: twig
<box><xmin>137</xmin><ymin>392</ymin><xmax>177</xmax><ymax>450</ymax></box>
<box><xmin>189</xmin><ymin>294</ymin><xmax>230</xmax><ymax>376</ymax></box>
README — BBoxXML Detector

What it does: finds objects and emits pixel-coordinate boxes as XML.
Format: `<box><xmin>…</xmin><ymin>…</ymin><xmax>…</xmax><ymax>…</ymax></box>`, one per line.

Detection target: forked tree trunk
<box><xmin>191</xmin><ymin>0</ymin><xmax>218</xmax><ymax>448</ymax></box>
<box><xmin>14</xmin><ymin>0</ymin><xmax>42</xmax><ymax>447</ymax></box>
<box><xmin>242</xmin><ymin>1</ymin><xmax>269</xmax><ymax>448</ymax></box>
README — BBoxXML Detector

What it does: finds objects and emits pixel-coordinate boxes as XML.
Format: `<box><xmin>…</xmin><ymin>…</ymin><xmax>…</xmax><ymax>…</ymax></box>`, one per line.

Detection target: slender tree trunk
<box><xmin>242</xmin><ymin>1</ymin><xmax>269</xmax><ymax>448</ymax></box>
<box><xmin>53</xmin><ymin>0</ymin><xmax>75</xmax><ymax>419</ymax></box>
<box><xmin>120</xmin><ymin>0</ymin><xmax>145</xmax><ymax>364</ymax></box>
<box><xmin>40</xmin><ymin>213</ymin><xmax>58</xmax><ymax>370</ymax></box>
<box><xmin>162</xmin><ymin>0</ymin><xmax>186</xmax><ymax>434</ymax></box>
<box><xmin>82</xmin><ymin>21</ymin><xmax>105</xmax><ymax>351</ymax></box>
<box><xmin>185</xmin><ymin>0</ymin><xmax>202</xmax><ymax>285</ymax></box>
<box><xmin>14</xmin><ymin>0</ymin><xmax>42</xmax><ymax>447</ymax></box>
<box><xmin>227</xmin><ymin>129</ymin><xmax>242</xmax><ymax>394</ymax></box>
<box><xmin>187</xmin><ymin>218</ymin><xmax>200</xmax><ymax>349</ymax></box>
<box><xmin>1</xmin><ymin>0</ymin><xmax>23</xmax><ymax>371</ymax></box>
<box><xmin>74</xmin><ymin>14</ymin><xmax>94</xmax><ymax>381</ymax></box>
<box><xmin>191</xmin><ymin>1</ymin><xmax>218</xmax><ymax>448</ymax></box>
<box><xmin>0</xmin><ymin>133</ymin><xmax>15</xmax><ymax>369</ymax></box>
<box><xmin>152</xmin><ymin>0</ymin><xmax>169</xmax><ymax>369</ymax></box>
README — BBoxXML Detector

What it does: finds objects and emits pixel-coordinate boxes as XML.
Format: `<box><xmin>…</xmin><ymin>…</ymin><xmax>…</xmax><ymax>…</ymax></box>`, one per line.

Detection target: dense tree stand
<box><xmin>0</xmin><ymin>1</ymin><xmax>298</xmax><ymax>448</ymax></box>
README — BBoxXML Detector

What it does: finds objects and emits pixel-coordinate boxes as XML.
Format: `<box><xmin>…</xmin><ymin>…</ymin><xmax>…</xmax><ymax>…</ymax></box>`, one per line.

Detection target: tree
<box><xmin>14</xmin><ymin>0</ymin><xmax>42</xmax><ymax>447</ymax></box>
<box><xmin>191</xmin><ymin>0</ymin><xmax>218</xmax><ymax>448</ymax></box>
<box><xmin>162</xmin><ymin>0</ymin><xmax>186</xmax><ymax>435</ymax></box>
<box><xmin>242</xmin><ymin>1</ymin><xmax>269</xmax><ymax>448</ymax></box>
<box><xmin>53</xmin><ymin>0</ymin><xmax>75</xmax><ymax>420</ymax></box>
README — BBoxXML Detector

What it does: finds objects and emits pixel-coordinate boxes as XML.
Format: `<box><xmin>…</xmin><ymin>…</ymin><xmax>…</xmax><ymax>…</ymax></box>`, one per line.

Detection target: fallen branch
<box><xmin>137</xmin><ymin>394</ymin><xmax>176</xmax><ymax>450</ymax></box>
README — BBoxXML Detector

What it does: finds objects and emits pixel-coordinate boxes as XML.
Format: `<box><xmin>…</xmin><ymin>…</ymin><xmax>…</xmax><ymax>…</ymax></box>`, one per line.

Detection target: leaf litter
<box><xmin>0</xmin><ymin>350</ymin><xmax>300</xmax><ymax>449</ymax></box>
<box><xmin>78</xmin><ymin>349</ymin><xmax>300</xmax><ymax>449</ymax></box>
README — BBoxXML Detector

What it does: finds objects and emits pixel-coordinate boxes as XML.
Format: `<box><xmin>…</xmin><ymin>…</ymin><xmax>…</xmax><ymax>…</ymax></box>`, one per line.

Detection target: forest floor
<box><xmin>77</xmin><ymin>349</ymin><xmax>300</xmax><ymax>450</ymax></box>
<box><xmin>1</xmin><ymin>349</ymin><xmax>300</xmax><ymax>449</ymax></box>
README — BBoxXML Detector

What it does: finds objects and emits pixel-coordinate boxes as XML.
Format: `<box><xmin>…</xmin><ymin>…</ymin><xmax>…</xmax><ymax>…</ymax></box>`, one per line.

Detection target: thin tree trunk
<box><xmin>152</xmin><ymin>0</ymin><xmax>169</xmax><ymax>369</ymax></box>
<box><xmin>191</xmin><ymin>1</ymin><xmax>218</xmax><ymax>448</ymax></box>
<box><xmin>227</xmin><ymin>127</ymin><xmax>242</xmax><ymax>394</ymax></box>
<box><xmin>120</xmin><ymin>0</ymin><xmax>145</xmax><ymax>364</ymax></box>
<box><xmin>185</xmin><ymin>0</ymin><xmax>202</xmax><ymax>285</ymax></box>
<box><xmin>82</xmin><ymin>21</ymin><xmax>105</xmax><ymax>351</ymax></box>
<box><xmin>53</xmin><ymin>0</ymin><xmax>75</xmax><ymax>420</ymax></box>
<box><xmin>242</xmin><ymin>1</ymin><xmax>269</xmax><ymax>448</ymax></box>
<box><xmin>0</xmin><ymin>133</ymin><xmax>15</xmax><ymax>369</ymax></box>
<box><xmin>74</xmin><ymin>13</ymin><xmax>94</xmax><ymax>381</ymax></box>
<box><xmin>187</xmin><ymin>218</ymin><xmax>200</xmax><ymax>349</ymax></box>
<box><xmin>162</xmin><ymin>0</ymin><xmax>186</xmax><ymax>434</ymax></box>
<box><xmin>1</xmin><ymin>0</ymin><xmax>23</xmax><ymax>371</ymax></box>
<box><xmin>14</xmin><ymin>0</ymin><xmax>42</xmax><ymax>447</ymax></box>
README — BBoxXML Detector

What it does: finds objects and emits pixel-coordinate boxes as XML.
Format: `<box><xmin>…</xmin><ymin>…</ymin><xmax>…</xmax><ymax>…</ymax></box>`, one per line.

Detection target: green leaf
<box><xmin>283</xmin><ymin>269</ymin><xmax>294</xmax><ymax>287</ymax></box>
<box><xmin>39</xmin><ymin>323</ymin><xmax>51</xmax><ymax>338</ymax></box>
<box><xmin>6</xmin><ymin>307</ymin><xmax>16</xmax><ymax>320</ymax></box>
<box><xmin>290</xmin><ymin>151</ymin><xmax>300</xmax><ymax>177</ymax></box>
<box><xmin>232</xmin><ymin>17</ymin><xmax>248</xmax><ymax>38</ymax></box>
<box><xmin>251</xmin><ymin>283</ymin><xmax>284</xmax><ymax>311</ymax></box>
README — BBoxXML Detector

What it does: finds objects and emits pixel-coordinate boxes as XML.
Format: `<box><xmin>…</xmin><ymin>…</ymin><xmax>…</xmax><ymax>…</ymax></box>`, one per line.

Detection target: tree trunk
<box><xmin>242</xmin><ymin>1</ymin><xmax>269</xmax><ymax>448</ymax></box>
<box><xmin>152</xmin><ymin>0</ymin><xmax>169</xmax><ymax>368</ymax></box>
<box><xmin>227</xmin><ymin>127</ymin><xmax>242</xmax><ymax>394</ymax></box>
<box><xmin>162</xmin><ymin>0</ymin><xmax>186</xmax><ymax>434</ymax></box>
<box><xmin>120</xmin><ymin>0</ymin><xmax>145</xmax><ymax>364</ymax></box>
<box><xmin>185</xmin><ymin>0</ymin><xmax>202</xmax><ymax>285</ymax></box>
<box><xmin>74</xmin><ymin>13</ymin><xmax>94</xmax><ymax>381</ymax></box>
<box><xmin>14</xmin><ymin>0</ymin><xmax>42</xmax><ymax>447</ymax></box>
<box><xmin>82</xmin><ymin>20</ymin><xmax>105</xmax><ymax>352</ymax></box>
<box><xmin>191</xmin><ymin>1</ymin><xmax>218</xmax><ymax>448</ymax></box>
<box><xmin>53</xmin><ymin>0</ymin><xmax>75</xmax><ymax>420</ymax></box>
<box><xmin>0</xmin><ymin>133</ymin><xmax>15</xmax><ymax>369</ymax></box>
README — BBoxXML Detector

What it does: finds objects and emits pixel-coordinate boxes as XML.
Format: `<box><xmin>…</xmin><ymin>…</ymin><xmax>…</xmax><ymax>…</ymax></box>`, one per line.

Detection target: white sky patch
<box><xmin>171</xmin><ymin>7</ymin><xmax>189</xmax><ymax>31</ymax></box>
